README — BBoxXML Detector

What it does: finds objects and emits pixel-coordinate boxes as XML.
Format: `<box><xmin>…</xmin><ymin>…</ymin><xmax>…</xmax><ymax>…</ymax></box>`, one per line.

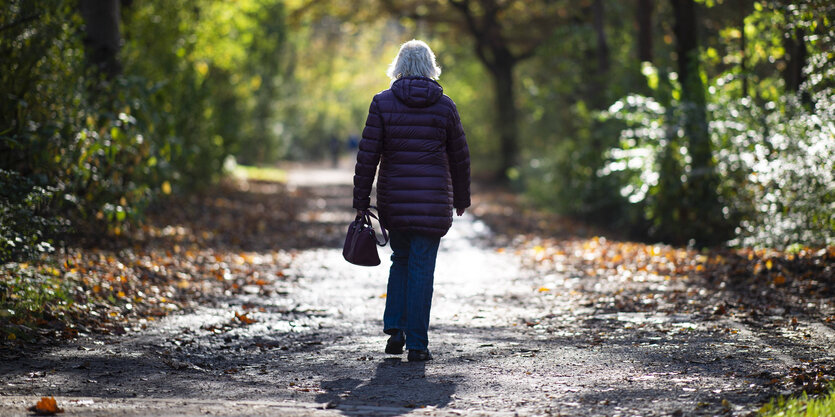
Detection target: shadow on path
<box><xmin>315</xmin><ymin>358</ymin><xmax>456</xmax><ymax>415</ymax></box>
<box><xmin>2</xmin><ymin>164</ymin><xmax>833</xmax><ymax>417</ymax></box>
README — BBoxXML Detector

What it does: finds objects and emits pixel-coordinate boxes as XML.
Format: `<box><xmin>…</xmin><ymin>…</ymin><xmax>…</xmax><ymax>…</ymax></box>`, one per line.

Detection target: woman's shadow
<box><xmin>315</xmin><ymin>358</ymin><xmax>457</xmax><ymax>416</ymax></box>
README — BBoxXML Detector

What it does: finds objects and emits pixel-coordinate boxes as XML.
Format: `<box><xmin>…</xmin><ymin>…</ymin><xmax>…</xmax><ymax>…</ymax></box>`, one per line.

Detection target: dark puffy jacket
<box><xmin>353</xmin><ymin>76</ymin><xmax>470</xmax><ymax>237</ymax></box>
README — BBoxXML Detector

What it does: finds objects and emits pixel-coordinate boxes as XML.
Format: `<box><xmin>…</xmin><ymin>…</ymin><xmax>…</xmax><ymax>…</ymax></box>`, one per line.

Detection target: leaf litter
<box><xmin>0</xmin><ymin>176</ymin><xmax>832</xmax><ymax>413</ymax></box>
<box><xmin>1</xmin><ymin>179</ymin><xmax>308</xmax><ymax>349</ymax></box>
<box><xmin>29</xmin><ymin>396</ymin><xmax>63</xmax><ymax>415</ymax></box>
<box><xmin>472</xmin><ymin>184</ymin><xmax>835</xmax><ymax>397</ymax></box>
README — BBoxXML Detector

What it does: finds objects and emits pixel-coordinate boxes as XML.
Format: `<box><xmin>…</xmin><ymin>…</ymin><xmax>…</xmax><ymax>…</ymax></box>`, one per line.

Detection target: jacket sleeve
<box><xmin>353</xmin><ymin>97</ymin><xmax>384</xmax><ymax>210</ymax></box>
<box><xmin>446</xmin><ymin>101</ymin><xmax>471</xmax><ymax>209</ymax></box>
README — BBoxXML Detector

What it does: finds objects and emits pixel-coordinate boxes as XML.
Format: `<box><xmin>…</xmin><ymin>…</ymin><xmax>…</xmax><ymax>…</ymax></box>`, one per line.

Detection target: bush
<box><xmin>0</xmin><ymin>171</ymin><xmax>67</xmax><ymax>263</ymax></box>
<box><xmin>1</xmin><ymin>0</ymin><xmax>285</xmax><ymax>260</ymax></box>
<box><xmin>601</xmin><ymin>57</ymin><xmax>834</xmax><ymax>248</ymax></box>
<box><xmin>713</xmin><ymin>78</ymin><xmax>835</xmax><ymax>248</ymax></box>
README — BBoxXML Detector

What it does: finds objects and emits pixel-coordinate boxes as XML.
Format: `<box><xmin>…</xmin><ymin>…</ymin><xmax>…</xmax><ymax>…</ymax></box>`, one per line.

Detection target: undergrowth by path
<box><xmin>0</xmin><ymin>179</ymin><xmax>311</xmax><ymax>351</ymax></box>
<box><xmin>759</xmin><ymin>384</ymin><xmax>835</xmax><ymax>417</ymax></box>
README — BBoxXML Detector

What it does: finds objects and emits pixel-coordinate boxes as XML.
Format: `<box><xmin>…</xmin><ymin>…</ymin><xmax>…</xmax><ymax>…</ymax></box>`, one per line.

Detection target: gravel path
<box><xmin>1</xmin><ymin>166</ymin><xmax>832</xmax><ymax>416</ymax></box>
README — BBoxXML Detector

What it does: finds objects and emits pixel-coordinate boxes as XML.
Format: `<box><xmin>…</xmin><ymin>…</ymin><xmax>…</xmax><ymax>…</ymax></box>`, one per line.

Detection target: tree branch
<box><xmin>514</xmin><ymin>40</ymin><xmax>543</xmax><ymax>62</ymax></box>
<box><xmin>287</xmin><ymin>0</ymin><xmax>328</xmax><ymax>25</ymax></box>
<box><xmin>449</xmin><ymin>0</ymin><xmax>496</xmax><ymax>67</ymax></box>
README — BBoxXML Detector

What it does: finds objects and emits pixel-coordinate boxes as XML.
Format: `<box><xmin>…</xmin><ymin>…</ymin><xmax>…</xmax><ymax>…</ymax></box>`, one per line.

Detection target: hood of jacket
<box><xmin>391</xmin><ymin>76</ymin><xmax>444</xmax><ymax>108</ymax></box>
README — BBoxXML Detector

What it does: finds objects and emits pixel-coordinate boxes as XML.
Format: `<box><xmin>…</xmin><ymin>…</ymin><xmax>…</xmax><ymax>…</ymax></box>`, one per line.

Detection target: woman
<box><xmin>352</xmin><ymin>40</ymin><xmax>471</xmax><ymax>362</ymax></box>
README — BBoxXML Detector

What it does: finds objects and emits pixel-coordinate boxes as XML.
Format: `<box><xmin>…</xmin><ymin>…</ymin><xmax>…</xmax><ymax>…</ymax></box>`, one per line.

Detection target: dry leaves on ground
<box><xmin>29</xmin><ymin>397</ymin><xmax>63</xmax><ymax>415</ymax></box>
<box><xmin>1</xmin><ymin>180</ymin><xmax>303</xmax><ymax>348</ymax></box>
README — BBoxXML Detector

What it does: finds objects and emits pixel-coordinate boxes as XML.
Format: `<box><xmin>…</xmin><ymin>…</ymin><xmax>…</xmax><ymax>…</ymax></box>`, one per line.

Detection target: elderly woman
<box><xmin>352</xmin><ymin>40</ymin><xmax>471</xmax><ymax>362</ymax></box>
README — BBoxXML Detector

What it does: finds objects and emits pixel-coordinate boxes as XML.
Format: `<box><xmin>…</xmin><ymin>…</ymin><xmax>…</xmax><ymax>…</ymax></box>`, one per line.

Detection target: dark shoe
<box><xmin>385</xmin><ymin>332</ymin><xmax>405</xmax><ymax>354</ymax></box>
<box><xmin>407</xmin><ymin>349</ymin><xmax>432</xmax><ymax>362</ymax></box>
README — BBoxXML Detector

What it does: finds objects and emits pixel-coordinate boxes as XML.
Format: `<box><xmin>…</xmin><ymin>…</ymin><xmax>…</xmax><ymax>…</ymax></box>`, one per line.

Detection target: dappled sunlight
<box><xmin>1</xmin><ymin>165</ymin><xmax>833</xmax><ymax>416</ymax></box>
<box><xmin>2</xmin><ymin>0</ymin><xmax>834</xmax><ymax>414</ymax></box>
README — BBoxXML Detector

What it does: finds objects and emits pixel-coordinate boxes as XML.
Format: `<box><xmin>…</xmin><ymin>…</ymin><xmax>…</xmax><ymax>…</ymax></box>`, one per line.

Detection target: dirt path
<box><xmin>1</xmin><ymin>166</ymin><xmax>832</xmax><ymax>416</ymax></box>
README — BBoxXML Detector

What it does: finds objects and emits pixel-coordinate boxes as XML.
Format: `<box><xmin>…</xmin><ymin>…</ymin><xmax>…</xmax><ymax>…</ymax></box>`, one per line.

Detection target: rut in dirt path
<box><xmin>0</xmin><ymin>165</ymin><xmax>832</xmax><ymax>417</ymax></box>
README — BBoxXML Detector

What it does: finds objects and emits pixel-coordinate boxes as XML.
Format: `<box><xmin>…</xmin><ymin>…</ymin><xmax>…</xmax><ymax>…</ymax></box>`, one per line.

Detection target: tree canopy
<box><xmin>1</xmin><ymin>0</ymin><xmax>833</xmax><ymax>262</ymax></box>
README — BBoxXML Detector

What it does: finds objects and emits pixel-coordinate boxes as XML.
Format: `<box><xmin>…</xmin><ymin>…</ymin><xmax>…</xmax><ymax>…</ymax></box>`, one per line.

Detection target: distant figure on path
<box><xmin>352</xmin><ymin>40</ymin><xmax>471</xmax><ymax>362</ymax></box>
<box><xmin>329</xmin><ymin>135</ymin><xmax>341</xmax><ymax>168</ymax></box>
<box><xmin>347</xmin><ymin>134</ymin><xmax>360</xmax><ymax>164</ymax></box>
<box><xmin>347</xmin><ymin>134</ymin><xmax>359</xmax><ymax>151</ymax></box>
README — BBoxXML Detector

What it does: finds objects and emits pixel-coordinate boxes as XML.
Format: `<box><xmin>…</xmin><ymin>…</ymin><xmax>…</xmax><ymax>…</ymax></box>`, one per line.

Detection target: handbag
<box><xmin>343</xmin><ymin>206</ymin><xmax>389</xmax><ymax>266</ymax></box>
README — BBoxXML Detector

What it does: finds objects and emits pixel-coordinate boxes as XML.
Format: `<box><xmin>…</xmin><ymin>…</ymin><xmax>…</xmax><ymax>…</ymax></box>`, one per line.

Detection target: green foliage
<box><xmin>1</xmin><ymin>1</ymin><xmax>88</xmax><ymax>257</ymax></box>
<box><xmin>513</xmin><ymin>5</ymin><xmax>649</xmax><ymax>225</ymax></box>
<box><xmin>601</xmin><ymin>54</ymin><xmax>833</xmax><ymax>248</ymax></box>
<box><xmin>137</xmin><ymin>0</ymin><xmax>289</xmax><ymax>166</ymax></box>
<box><xmin>273</xmin><ymin>16</ymin><xmax>400</xmax><ymax>161</ymax></box>
<box><xmin>0</xmin><ymin>0</ymin><xmax>288</xmax><ymax>261</ymax></box>
<box><xmin>0</xmin><ymin>171</ymin><xmax>67</xmax><ymax>263</ymax></box>
<box><xmin>600</xmin><ymin>91</ymin><xmax>717</xmax><ymax>243</ymax></box>
<box><xmin>232</xmin><ymin>164</ymin><xmax>288</xmax><ymax>183</ymax></box>
<box><xmin>2</xmin><ymin>0</ymin><xmax>832</xmax><ymax>253</ymax></box>
<box><xmin>712</xmin><ymin>77</ymin><xmax>835</xmax><ymax>248</ymax></box>
<box><xmin>521</xmin><ymin>102</ymin><xmax>628</xmax><ymax>225</ymax></box>
<box><xmin>0</xmin><ymin>263</ymin><xmax>74</xmax><ymax>339</ymax></box>
<box><xmin>759</xmin><ymin>385</ymin><xmax>835</xmax><ymax>417</ymax></box>
<box><xmin>539</xmin><ymin>0</ymin><xmax>833</xmax><ymax>248</ymax></box>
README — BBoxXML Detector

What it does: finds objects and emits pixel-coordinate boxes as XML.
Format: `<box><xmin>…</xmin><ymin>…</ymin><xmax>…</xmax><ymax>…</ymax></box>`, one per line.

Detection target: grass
<box><xmin>0</xmin><ymin>263</ymin><xmax>75</xmax><ymax>340</ymax></box>
<box><xmin>760</xmin><ymin>386</ymin><xmax>835</xmax><ymax>417</ymax></box>
<box><xmin>231</xmin><ymin>164</ymin><xmax>287</xmax><ymax>183</ymax></box>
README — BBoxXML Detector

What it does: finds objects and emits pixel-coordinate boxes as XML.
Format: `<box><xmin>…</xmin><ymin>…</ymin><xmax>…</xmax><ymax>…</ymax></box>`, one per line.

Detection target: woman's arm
<box><xmin>446</xmin><ymin>101</ymin><xmax>471</xmax><ymax>211</ymax></box>
<box><xmin>353</xmin><ymin>97</ymin><xmax>384</xmax><ymax>210</ymax></box>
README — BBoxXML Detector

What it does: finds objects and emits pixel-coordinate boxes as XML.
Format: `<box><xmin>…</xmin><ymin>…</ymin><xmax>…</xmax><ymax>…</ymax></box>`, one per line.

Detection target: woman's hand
<box><xmin>456</xmin><ymin>208</ymin><xmax>465</xmax><ymax>216</ymax></box>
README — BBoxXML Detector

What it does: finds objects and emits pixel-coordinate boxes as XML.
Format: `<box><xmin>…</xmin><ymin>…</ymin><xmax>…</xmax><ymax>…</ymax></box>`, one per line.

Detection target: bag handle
<box><xmin>358</xmin><ymin>206</ymin><xmax>389</xmax><ymax>246</ymax></box>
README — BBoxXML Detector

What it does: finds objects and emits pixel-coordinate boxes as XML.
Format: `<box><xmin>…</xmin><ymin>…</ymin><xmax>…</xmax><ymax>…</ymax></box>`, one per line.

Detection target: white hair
<box><xmin>386</xmin><ymin>40</ymin><xmax>442</xmax><ymax>81</ymax></box>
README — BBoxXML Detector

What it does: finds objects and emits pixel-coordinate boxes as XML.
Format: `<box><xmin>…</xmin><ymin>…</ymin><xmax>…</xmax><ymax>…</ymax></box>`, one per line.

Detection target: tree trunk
<box><xmin>670</xmin><ymin>0</ymin><xmax>723</xmax><ymax>246</ymax></box>
<box><xmin>79</xmin><ymin>0</ymin><xmax>121</xmax><ymax>78</ymax></box>
<box><xmin>671</xmin><ymin>0</ymin><xmax>708</xmax><ymax>165</ymax></box>
<box><xmin>740</xmin><ymin>14</ymin><xmax>747</xmax><ymax>97</ymax></box>
<box><xmin>593</xmin><ymin>0</ymin><xmax>610</xmax><ymax>75</ymax></box>
<box><xmin>490</xmin><ymin>59</ymin><xmax>519</xmax><ymax>180</ymax></box>
<box><xmin>783</xmin><ymin>28</ymin><xmax>806</xmax><ymax>93</ymax></box>
<box><xmin>637</xmin><ymin>0</ymin><xmax>653</xmax><ymax>62</ymax></box>
<box><xmin>671</xmin><ymin>0</ymin><xmax>701</xmax><ymax>97</ymax></box>
<box><xmin>586</xmin><ymin>0</ymin><xmax>610</xmax><ymax>110</ymax></box>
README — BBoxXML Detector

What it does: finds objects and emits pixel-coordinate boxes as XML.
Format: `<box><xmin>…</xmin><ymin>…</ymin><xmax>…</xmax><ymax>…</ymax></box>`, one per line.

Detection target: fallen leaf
<box><xmin>774</xmin><ymin>275</ymin><xmax>786</xmax><ymax>285</ymax></box>
<box><xmin>235</xmin><ymin>312</ymin><xmax>257</xmax><ymax>325</ymax></box>
<box><xmin>29</xmin><ymin>397</ymin><xmax>63</xmax><ymax>415</ymax></box>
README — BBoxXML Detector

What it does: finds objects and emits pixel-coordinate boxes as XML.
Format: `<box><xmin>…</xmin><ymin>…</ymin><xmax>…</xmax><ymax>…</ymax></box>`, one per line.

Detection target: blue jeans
<box><xmin>383</xmin><ymin>230</ymin><xmax>441</xmax><ymax>351</ymax></box>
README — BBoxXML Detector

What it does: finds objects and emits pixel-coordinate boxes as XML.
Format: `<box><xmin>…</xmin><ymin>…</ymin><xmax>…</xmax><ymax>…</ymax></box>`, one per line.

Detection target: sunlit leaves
<box><xmin>713</xmin><ymin>82</ymin><xmax>835</xmax><ymax>248</ymax></box>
